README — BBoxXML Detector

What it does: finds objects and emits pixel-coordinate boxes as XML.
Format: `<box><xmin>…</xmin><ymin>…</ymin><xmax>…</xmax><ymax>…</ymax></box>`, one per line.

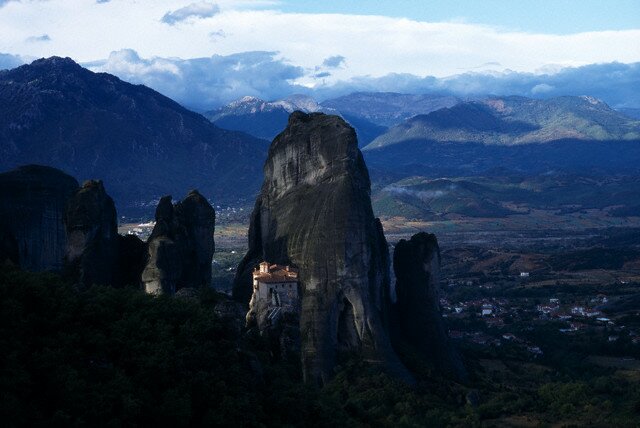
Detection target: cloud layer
<box><xmin>87</xmin><ymin>49</ymin><xmax>305</xmax><ymax>110</ymax></box>
<box><xmin>2</xmin><ymin>48</ymin><xmax>638</xmax><ymax>111</ymax></box>
<box><xmin>0</xmin><ymin>52</ymin><xmax>25</xmax><ymax>69</ymax></box>
<box><xmin>86</xmin><ymin>50</ymin><xmax>640</xmax><ymax>110</ymax></box>
<box><xmin>0</xmin><ymin>1</ymin><xmax>638</xmax><ymax>109</ymax></box>
<box><xmin>0</xmin><ymin>0</ymin><xmax>638</xmax><ymax>81</ymax></box>
<box><xmin>313</xmin><ymin>61</ymin><xmax>640</xmax><ymax>108</ymax></box>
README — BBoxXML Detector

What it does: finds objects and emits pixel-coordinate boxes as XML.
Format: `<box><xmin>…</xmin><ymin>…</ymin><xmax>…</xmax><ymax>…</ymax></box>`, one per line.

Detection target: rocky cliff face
<box><xmin>64</xmin><ymin>180</ymin><xmax>119</xmax><ymax>287</ymax></box>
<box><xmin>0</xmin><ymin>165</ymin><xmax>79</xmax><ymax>271</ymax></box>
<box><xmin>142</xmin><ymin>191</ymin><xmax>216</xmax><ymax>295</ymax></box>
<box><xmin>234</xmin><ymin>112</ymin><xmax>409</xmax><ymax>385</ymax></box>
<box><xmin>392</xmin><ymin>232</ymin><xmax>466</xmax><ymax>381</ymax></box>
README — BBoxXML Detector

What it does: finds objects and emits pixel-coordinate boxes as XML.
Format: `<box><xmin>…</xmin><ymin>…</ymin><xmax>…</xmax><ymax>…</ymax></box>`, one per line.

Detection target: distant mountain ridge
<box><xmin>321</xmin><ymin>92</ymin><xmax>461</xmax><ymax>127</ymax></box>
<box><xmin>0</xmin><ymin>57</ymin><xmax>268</xmax><ymax>213</ymax></box>
<box><xmin>204</xmin><ymin>95</ymin><xmax>331</xmax><ymax>141</ymax></box>
<box><xmin>206</xmin><ymin>94</ymin><xmax>387</xmax><ymax>145</ymax></box>
<box><xmin>208</xmin><ymin>94</ymin><xmax>328</xmax><ymax>119</ymax></box>
<box><xmin>360</xmin><ymin>96</ymin><xmax>640</xmax><ymax>181</ymax></box>
<box><xmin>372</xmin><ymin>174</ymin><xmax>640</xmax><ymax>221</ymax></box>
<box><xmin>367</xmin><ymin>96</ymin><xmax>640</xmax><ymax>149</ymax></box>
<box><xmin>618</xmin><ymin>107</ymin><xmax>640</xmax><ymax>120</ymax></box>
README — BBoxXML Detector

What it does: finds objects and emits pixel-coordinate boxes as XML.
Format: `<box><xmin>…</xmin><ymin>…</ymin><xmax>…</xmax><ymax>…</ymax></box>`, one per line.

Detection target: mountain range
<box><xmin>205</xmin><ymin>94</ymin><xmax>387</xmax><ymax>145</ymax></box>
<box><xmin>204</xmin><ymin>95</ymin><xmax>327</xmax><ymax>141</ymax></box>
<box><xmin>2</xmin><ymin>57</ymin><xmax>640</xmax><ymax>219</ymax></box>
<box><xmin>320</xmin><ymin>92</ymin><xmax>460</xmax><ymax>127</ymax></box>
<box><xmin>205</xmin><ymin>92</ymin><xmax>460</xmax><ymax>144</ymax></box>
<box><xmin>0</xmin><ymin>57</ymin><xmax>268</xmax><ymax>214</ymax></box>
<box><xmin>367</xmin><ymin>96</ymin><xmax>640</xmax><ymax>149</ymax></box>
<box><xmin>362</xmin><ymin>96</ymin><xmax>640</xmax><ymax>181</ymax></box>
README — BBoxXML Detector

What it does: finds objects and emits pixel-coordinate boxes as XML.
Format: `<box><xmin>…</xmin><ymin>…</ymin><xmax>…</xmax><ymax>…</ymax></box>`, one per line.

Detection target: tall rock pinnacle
<box><xmin>393</xmin><ymin>232</ymin><xmax>467</xmax><ymax>381</ymax></box>
<box><xmin>233</xmin><ymin>112</ymin><xmax>409</xmax><ymax>385</ymax></box>
<box><xmin>142</xmin><ymin>190</ymin><xmax>216</xmax><ymax>295</ymax></box>
<box><xmin>64</xmin><ymin>180</ymin><xmax>119</xmax><ymax>288</ymax></box>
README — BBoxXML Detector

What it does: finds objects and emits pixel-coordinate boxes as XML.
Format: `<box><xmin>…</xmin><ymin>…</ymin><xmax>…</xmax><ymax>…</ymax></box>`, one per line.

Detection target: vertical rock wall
<box><xmin>64</xmin><ymin>180</ymin><xmax>119</xmax><ymax>288</ymax></box>
<box><xmin>0</xmin><ymin>165</ymin><xmax>78</xmax><ymax>271</ymax></box>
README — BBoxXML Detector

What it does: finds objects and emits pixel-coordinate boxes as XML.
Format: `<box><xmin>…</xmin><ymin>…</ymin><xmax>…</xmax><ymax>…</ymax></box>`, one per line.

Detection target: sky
<box><xmin>0</xmin><ymin>0</ymin><xmax>639</xmax><ymax>110</ymax></box>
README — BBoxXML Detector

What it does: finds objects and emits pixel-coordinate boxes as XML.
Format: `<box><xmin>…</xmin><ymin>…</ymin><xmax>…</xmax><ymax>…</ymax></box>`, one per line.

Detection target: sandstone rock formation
<box><xmin>392</xmin><ymin>232</ymin><xmax>467</xmax><ymax>381</ymax></box>
<box><xmin>234</xmin><ymin>112</ymin><xmax>409</xmax><ymax>385</ymax></box>
<box><xmin>0</xmin><ymin>165</ymin><xmax>78</xmax><ymax>271</ymax></box>
<box><xmin>142</xmin><ymin>191</ymin><xmax>216</xmax><ymax>295</ymax></box>
<box><xmin>64</xmin><ymin>180</ymin><xmax>119</xmax><ymax>287</ymax></box>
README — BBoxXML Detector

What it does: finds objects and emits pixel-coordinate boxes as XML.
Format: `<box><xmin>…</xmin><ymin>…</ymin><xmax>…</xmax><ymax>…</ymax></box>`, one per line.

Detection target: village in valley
<box><xmin>434</xmin><ymin>237</ymin><xmax>640</xmax><ymax>374</ymax></box>
<box><xmin>117</xmin><ymin>205</ymin><xmax>640</xmax><ymax>376</ymax></box>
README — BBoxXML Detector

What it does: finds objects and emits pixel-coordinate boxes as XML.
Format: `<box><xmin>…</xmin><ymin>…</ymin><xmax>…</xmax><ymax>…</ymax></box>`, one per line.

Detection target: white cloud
<box><xmin>0</xmin><ymin>0</ymin><xmax>638</xmax><ymax>83</ymax></box>
<box><xmin>161</xmin><ymin>1</ymin><xmax>220</xmax><ymax>25</ymax></box>
<box><xmin>25</xmin><ymin>34</ymin><xmax>51</xmax><ymax>43</ymax></box>
<box><xmin>87</xmin><ymin>49</ymin><xmax>305</xmax><ymax>110</ymax></box>
<box><xmin>322</xmin><ymin>55</ymin><xmax>345</xmax><ymax>69</ymax></box>
<box><xmin>80</xmin><ymin>49</ymin><xmax>640</xmax><ymax>111</ymax></box>
<box><xmin>531</xmin><ymin>83</ymin><xmax>554</xmax><ymax>94</ymax></box>
<box><xmin>0</xmin><ymin>1</ymin><xmax>639</xmax><ymax>108</ymax></box>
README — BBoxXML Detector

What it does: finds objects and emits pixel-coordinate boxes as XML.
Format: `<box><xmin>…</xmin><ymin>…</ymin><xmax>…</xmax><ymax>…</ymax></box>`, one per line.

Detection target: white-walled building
<box><xmin>252</xmin><ymin>262</ymin><xmax>300</xmax><ymax>310</ymax></box>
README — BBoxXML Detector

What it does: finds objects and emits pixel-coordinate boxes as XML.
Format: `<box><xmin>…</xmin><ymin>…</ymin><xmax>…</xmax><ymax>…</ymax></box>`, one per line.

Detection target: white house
<box><xmin>481</xmin><ymin>304</ymin><xmax>493</xmax><ymax>316</ymax></box>
<box><xmin>252</xmin><ymin>262</ymin><xmax>300</xmax><ymax>311</ymax></box>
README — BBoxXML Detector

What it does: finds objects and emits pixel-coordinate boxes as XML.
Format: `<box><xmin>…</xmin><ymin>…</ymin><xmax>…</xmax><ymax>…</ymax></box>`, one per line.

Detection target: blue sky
<box><xmin>278</xmin><ymin>0</ymin><xmax>640</xmax><ymax>34</ymax></box>
<box><xmin>0</xmin><ymin>0</ymin><xmax>639</xmax><ymax>109</ymax></box>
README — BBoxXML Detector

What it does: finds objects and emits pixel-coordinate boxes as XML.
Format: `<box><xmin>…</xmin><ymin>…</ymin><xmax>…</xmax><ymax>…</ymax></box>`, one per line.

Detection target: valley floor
<box><xmin>113</xmin><ymin>207</ymin><xmax>640</xmax><ymax>425</ymax></box>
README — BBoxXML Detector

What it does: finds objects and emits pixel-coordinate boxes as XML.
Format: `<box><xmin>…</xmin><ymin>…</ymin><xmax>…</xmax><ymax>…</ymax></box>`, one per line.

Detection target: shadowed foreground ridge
<box><xmin>234</xmin><ymin>111</ymin><xmax>410</xmax><ymax>384</ymax></box>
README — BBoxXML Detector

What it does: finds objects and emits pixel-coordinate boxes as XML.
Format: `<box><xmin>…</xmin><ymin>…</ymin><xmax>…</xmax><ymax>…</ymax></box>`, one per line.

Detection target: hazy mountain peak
<box><xmin>279</xmin><ymin>94</ymin><xmax>326</xmax><ymax>113</ymax></box>
<box><xmin>28</xmin><ymin>56</ymin><xmax>82</xmax><ymax>71</ymax></box>
<box><xmin>580</xmin><ymin>95</ymin><xmax>605</xmax><ymax>106</ymax></box>
<box><xmin>321</xmin><ymin>92</ymin><xmax>460</xmax><ymax>127</ymax></box>
<box><xmin>204</xmin><ymin>94</ymin><xmax>339</xmax><ymax>141</ymax></box>
<box><xmin>234</xmin><ymin>95</ymin><xmax>264</xmax><ymax>104</ymax></box>
<box><xmin>205</xmin><ymin>93</ymin><xmax>387</xmax><ymax>144</ymax></box>
<box><xmin>218</xmin><ymin>94</ymin><xmax>327</xmax><ymax>116</ymax></box>
<box><xmin>1</xmin><ymin>56</ymin><xmax>92</xmax><ymax>84</ymax></box>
